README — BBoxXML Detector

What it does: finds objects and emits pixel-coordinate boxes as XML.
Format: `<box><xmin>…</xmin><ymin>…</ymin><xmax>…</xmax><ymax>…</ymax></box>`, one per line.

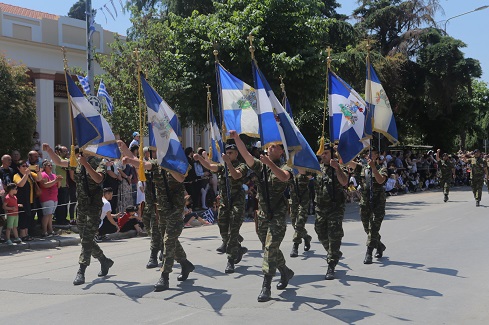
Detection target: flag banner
<box><xmin>365</xmin><ymin>63</ymin><xmax>398</xmax><ymax>144</ymax></box>
<box><xmin>76</xmin><ymin>75</ymin><xmax>91</xmax><ymax>95</ymax></box>
<box><xmin>252</xmin><ymin>60</ymin><xmax>302</xmax><ymax>160</ymax></box>
<box><xmin>217</xmin><ymin>64</ymin><xmax>259</xmax><ymax>137</ymax></box>
<box><xmin>284</xmin><ymin>98</ymin><xmax>321</xmax><ymax>173</ymax></box>
<box><xmin>66</xmin><ymin>72</ymin><xmax>120</xmax><ymax>159</ymax></box>
<box><xmin>88</xmin><ymin>14</ymin><xmax>96</xmax><ymax>41</ymax></box>
<box><xmin>97</xmin><ymin>80</ymin><xmax>114</xmax><ymax>114</ymax></box>
<box><xmin>209</xmin><ymin>109</ymin><xmax>224</xmax><ymax>164</ymax></box>
<box><xmin>329</xmin><ymin>71</ymin><xmax>368</xmax><ymax>163</ymax></box>
<box><xmin>141</xmin><ymin>75</ymin><xmax>189</xmax><ymax>175</ymax></box>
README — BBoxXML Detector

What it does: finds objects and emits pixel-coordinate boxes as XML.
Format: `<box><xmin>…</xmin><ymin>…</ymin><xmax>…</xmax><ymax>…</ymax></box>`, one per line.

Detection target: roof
<box><xmin>0</xmin><ymin>2</ymin><xmax>59</xmax><ymax>20</ymax></box>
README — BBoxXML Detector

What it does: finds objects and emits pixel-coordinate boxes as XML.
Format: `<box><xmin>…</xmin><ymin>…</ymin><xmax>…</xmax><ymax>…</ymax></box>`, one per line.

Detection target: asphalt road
<box><xmin>1</xmin><ymin>187</ymin><xmax>488</xmax><ymax>324</ymax></box>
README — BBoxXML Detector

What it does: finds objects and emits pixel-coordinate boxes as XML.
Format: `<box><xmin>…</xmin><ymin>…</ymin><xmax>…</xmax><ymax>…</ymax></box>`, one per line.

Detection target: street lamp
<box><xmin>444</xmin><ymin>5</ymin><xmax>489</xmax><ymax>33</ymax></box>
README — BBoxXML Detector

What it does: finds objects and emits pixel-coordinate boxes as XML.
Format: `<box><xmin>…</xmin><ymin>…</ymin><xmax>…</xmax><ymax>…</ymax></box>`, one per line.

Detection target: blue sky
<box><xmin>3</xmin><ymin>0</ymin><xmax>488</xmax><ymax>82</ymax></box>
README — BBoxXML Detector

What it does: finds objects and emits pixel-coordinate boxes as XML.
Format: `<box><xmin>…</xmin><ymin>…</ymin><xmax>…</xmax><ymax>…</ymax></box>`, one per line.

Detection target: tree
<box><xmin>0</xmin><ymin>54</ymin><xmax>37</xmax><ymax>157</ymax></box>
<box><xmin>68</xmin><ymin>0</ymin><xmax>87</xmax><ymax>20</ymax></box>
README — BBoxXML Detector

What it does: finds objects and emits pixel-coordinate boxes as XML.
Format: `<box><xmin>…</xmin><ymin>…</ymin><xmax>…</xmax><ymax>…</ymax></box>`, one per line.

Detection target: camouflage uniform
<box><xmin>356</xmin><ymin>163</ymin><xmax>388</xmax><ymax>249</ymax></box>
<box><xmin>438</xmin><ymin>159</ymin><xmax>454</xmax><ymax>197</ymax></box>
<box><xmin>470</xmin><ymin>157</ymin><xmax>487</xmax><ymax>203</ymax></box>
<box><xmin>149</xmin><ymin>160</ymin><xmax>187</xmax><ymax>274</ymax></box>
<box><xmin>73</xmin><ymin>157</ymin><xmax>106</xmax><ymax>266</ymax></box>
<box><xmin>290</xmin><ymin>173</ymin><xmax>311</xmax><ymax>244</ymax></box>
<box><xmin>142</xmin><ymin>168</ymin><xmax>162</xmax><ymax>252</ymax></box>
<box><xmin>251</xmin><ymin>158</ymin><xmax>291</xmax><ymax>275</ymax></box>
<box><xmin>314</xmin><ymin>164</ymin><xmax>346</xmax><ymax>266</ymax></box>
<box><xmin>216</xmin><ymin>161</ymin><xmax>248</xmax><ymax>261</ymax></box>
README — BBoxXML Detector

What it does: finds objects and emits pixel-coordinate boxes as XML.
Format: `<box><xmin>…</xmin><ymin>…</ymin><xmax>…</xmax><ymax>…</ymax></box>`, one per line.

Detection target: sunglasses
<box><xmin>21</xmin><ymin>165</ymin><xmax>28</xmax><ymax>167</ymax></box>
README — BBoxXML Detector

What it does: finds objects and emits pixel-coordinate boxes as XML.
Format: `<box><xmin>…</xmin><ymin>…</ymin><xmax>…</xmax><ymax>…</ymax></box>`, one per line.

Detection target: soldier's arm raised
<box><xmin>229</xmin><ymin>130</ymin><xmax>254</xmax><ymax>167</ymax></box>
<box><xmin>123</xmin><ymin>156</ymin><xmax>152</xmax><ymax>171</ymax></box>
<box><xmin>79</xmin><ymin>155</ymin><xmax>103</xmax><ymax>184</ymax></box>
<box><xmin>331</xmin><ymin>159</ymin><xmax>348</xmax><ymax>187</ymax></box>
<box><xmin>260</xmin><ymin>154</ymin><xmax>290</xmax><ymax>182</ymax></box>
<box><xmin>43</xmin><ymin>143</ymin><xmax>69</xmax><ymax>168</ymax></box>
<box><xmin>193</xmin><ymin>153</ymin><xmax>218</xmax><ymax>172</ymax></box>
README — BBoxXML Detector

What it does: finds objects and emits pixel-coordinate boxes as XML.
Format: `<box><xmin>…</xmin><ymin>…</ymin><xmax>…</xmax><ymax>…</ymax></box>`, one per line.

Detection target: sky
<box><xmin>2</xmin><ymin>0</ymin><xmax>488</xmax><ymax>82</ymax></box>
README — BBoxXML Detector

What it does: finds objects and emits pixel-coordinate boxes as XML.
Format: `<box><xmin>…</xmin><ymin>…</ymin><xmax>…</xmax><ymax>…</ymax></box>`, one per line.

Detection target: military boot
<box><xmin>177</xmin><ymin>259</ymin><xmax>195</xmax><ymax>281</ymax></box>
<box><xmin>146</xmin><ymin>249</ymin><xmax>159</xmax><ymax>269</ymax></box>
<box><xmin>216</xmin><ymin>242</ymin><xmax>227</xmax><ymax>253</ymax></box>
<box><xmin>276</xmin><ymin>265</ymin><xmax>294</xmax><ymax>290</ymax></box>
<box><xmin>325</xmin><ymin>262</ymin><xmax>336</xmax><ymax>280</ymax></box>
<box><xmin>225</xmin><ymin>259</ymin><xmax>235</xmax><ymax>274</ymax></box>
<box><xmin>159</xmin><ymin>250</ymin><xmax>163</xmax><ymax>261</ymax></box>
<box><xmin>234</xmin><ymin>246</ymin><xmax>248</xmax><ymax>264</ymax></box>
<box><xmin>444</xmin><ymin>194</ymin><xmax>448</xmax><ymax>202</ymax></box>
<box><xmin>257</xmin><ymin>275</ymin><xmax>273</xmax><ymax>302</ymax></box>
<box><xmin>375</xmin><ymin>242</ymin><xmax>386</xmax><ymax>258</ymax></box>
<box><xmin>98</xmin><ymin>256</ymin><xmax>114</xmax><ymax>277</ymax></box>
<box><xmin>73</xmin><ymin>264</ymin><xmax>87</xmax><ymax>286</ymax></box>
<box><xmin>476</xmin><ymin>200</ymin><xmax>480</xmax><ymax>207</ymax></box>
<box><xmin>304</xmin><ymin>235</ymin><xmax>312</xmax><ymax>251</ymax></box>
<box><xmin>154</xmin><ymin>272</ymin><xmax>170</xmax><ymax>292</ymax></box>
<box><xmin>290</xmin><ymin>243</ymin><xmax>299</xmax><ymax>257</ymax></box>
<box><xmin>364</xmin><ymin>247</ymin><xmax>374</xmax><ymax>264</ymax></box>
<box><xmin>238</xmin><ymin>234</ymin><xmax>244</xmax><ymax>243</ymax></box>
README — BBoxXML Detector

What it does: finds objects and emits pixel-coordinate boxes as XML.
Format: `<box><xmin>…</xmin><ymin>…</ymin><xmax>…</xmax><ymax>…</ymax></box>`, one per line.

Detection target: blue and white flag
<box><xmin>329</xmin><ymin>71</ymin><xmax>368</xmax><ymax>163</ymax></box>
<box><xmin>88</xmin><ymin>14</ymin><xmax>96</xmax><ymax>41</ymax></box>
<box><xmin>209</xmin><ymin>109</ymin><xmax>224</xmax><ymax>164</ymax></box>
<box><xmin>365</xmin><ymin>63</ymin><xmax>398</xmax><ymax>144</ymax></box>
<box><xmin>252</xmin><ymin>60</ymin><xmax>302</xmax><ymax>161</ymax></box>
<box><xmin>76</xmin><ymin>75</ymin><xmax>91</xmax><ymax>96</ymax></box>
<box><xmin>217</xmin><ymin>64</ymin><xmax>259</xmax><ymax>137</ymax></box>
<box><xmin>284</xmin><ymin>98</ymin><xmax>321</xmax><ymax>173</ymax></box>
<box><xmin>140</xmin><ymin>75</ymin><xmax>189</xmax><ymax>175</ymax></box>
<box><xmin>66</xmin><ymin>72</ymin><xmax>120</xmax><ymax>159</ymax></box>
<box><xmin>97</xmin><ymin>80</ymin><xmax>114</xmax><ymax>114</ymax></box>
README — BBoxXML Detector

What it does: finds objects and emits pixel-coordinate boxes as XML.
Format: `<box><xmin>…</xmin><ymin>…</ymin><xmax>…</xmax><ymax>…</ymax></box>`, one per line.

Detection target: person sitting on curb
<box><xmin>96</xmin><ymin>187</ymin><xmax>121</xmax><ymax>242</ymax></box>
<box><xmin>183</xmin><ymin>195</ymin><xmax>210</xmax><ymax>228</ymax></box>
<box><xmin>118</xmin><ymin>205</ymin><xmax>146</xmax><ymax>236</ymax></box>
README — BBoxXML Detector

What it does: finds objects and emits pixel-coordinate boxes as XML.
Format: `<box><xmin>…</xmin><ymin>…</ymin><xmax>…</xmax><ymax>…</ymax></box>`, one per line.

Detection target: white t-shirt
<box><xmin>137</xmin><ymin>181</ymin><xmax>145</xmax><ymax>204</ymax></box>
<box><xmin>349</xmin><ymin>176</ymin><xmax>357</xmax><ymax>187</ymax></box>
<box><xmin>99</xmin><ymin>197</ymin><xmax>112</xmax><ymax>228</ymax></box>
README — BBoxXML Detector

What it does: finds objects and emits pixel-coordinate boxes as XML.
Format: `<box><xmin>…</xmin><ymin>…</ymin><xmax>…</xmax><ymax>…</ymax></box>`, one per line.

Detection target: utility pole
<box><xmin>86</xmin><ymin>0</ymin><xmax>94</xmax><ymax>94</ymax></box>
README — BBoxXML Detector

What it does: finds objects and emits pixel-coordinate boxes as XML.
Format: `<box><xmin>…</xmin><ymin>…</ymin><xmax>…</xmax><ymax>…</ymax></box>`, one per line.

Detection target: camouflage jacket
<box><xmin>355</xmin><ymin>162</ymin><xmax>387</xmax><ymax>198</ymax></box>
<box><xmin>314</xmin><ymin>164</ymin><xmax>346</xmax><ymax>208</ymax></box>
<box><xmin>216</xmin><ymin>160</ymin><xmax>248</xmax><ymax>202</ymax></box>
<box><xmin>439</xmin><ymin>159</ymin><xmax>454</xmax><ymax>179</ymax></box>
<box><xmin>470</xmin><ymin>157</ymin><xmax>487</xmax><ymax>179</ymax></box>
<box><xmin>148</xmin><ymin>159</ymin><xmax>185</xmax><ymax>210</ymax></box>
<box><xmin>73</xmin><ymin>156</ymin><xmax>106</xmax><ymax>208</ymax></box>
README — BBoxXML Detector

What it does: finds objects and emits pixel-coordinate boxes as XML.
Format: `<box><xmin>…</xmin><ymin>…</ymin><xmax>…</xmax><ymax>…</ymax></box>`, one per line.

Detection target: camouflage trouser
<box><xmin>440</xmin><ymin>177</ymin><xmax>451</xmax><ymax>196</ymax></box>
<box><xmin>315</xmin><ymin>204</ymin><xmax>345</xmax><ymax>265</ymax></box>
<box><xmin>360</xmin><ymin>194</ymin><xmax>386</xmax><ymax>249</ymax></box>
<box><xmin>218</xmin><ymin>196</ymin><xmax>245</xmax><ymax>260</ymax></box>
<box><xmin>472</xmin><ymin>178</ymin><xmax>484</xmax><ymax>201</ymax></box>
<box><xmin>77</xmin><ymin>204</ymin><xmax>104</xmax><ymax>266</ymax></box>
<box><xmin>143</xmin><ymin>201</ymin><xmax>162</xmax><ymax>251</ymax></box>
<box><xmin>290</xmin><ymin>194</ymin><xmax>310</xmax><ymax>244</ymax></box>
<box><xmin>256</xmin><ymin>208</ymin><xmax>287</xmax><ymax>275</ymax></box>
<box><xmin>158</xmin><ymin>206</ymin><xmax>186</xmax><ymax>274</ymax></box>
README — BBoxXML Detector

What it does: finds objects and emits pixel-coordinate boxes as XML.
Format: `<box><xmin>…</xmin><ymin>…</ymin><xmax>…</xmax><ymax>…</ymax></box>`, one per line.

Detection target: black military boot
<box><xmin>154</xmin><ymin>272</ymin><xmax>170</xmax><ymax>292</ymax></box>
<box><xmin>476</xmin><ymin>200</ymin><xmax>480</xmax><ymax>207</ymax></box>
<box><xmin>177</xmin><ymin>259</ymin><xmax>195</xmax><ymax>281</ymax></box>
<box><xmin>216</xmin><ymin>242</ymin><xmax>227</xmax><ymax>253</ymax></box>
<box><xmin>276</xmin><ymin>265</ymin><xmax>294</xmax><ymax>290</ymax></box>
<box><xmin>146</xmin><ymin>249</ymin><xmax>159</xmax><ymax>269</ymax></box>
<box><xmin>325</xmin><ymin>262</ymin><xmax>336</xmax><ymax>280</ymax></box>
<box><xmin>375</xmin><ymin>242</ymin><xmax>386</xmax><ymax>258</ymax></box>
<box><xmin>225</xmin><ymin>259</ymin><xmax>235</xmax><ymax>274</ymax></box>
<box><xmin>159</xmin><ymin>250</ymin><xmax>163</xmax><ymax>261</ymax></box>
<box><xmin>234</xmin><ymin>246</ymin><xmax>248</xmax><ymax>264</ymax></box>
<box><xmin>290</xmin><ymin>243</ymin><xmax>299</xmax><ymax>257</ymax></box>
<box><xmin>304</xmin><ymin>235</ymin><xmax>312</xmax><ymax>251</ymax></box>
<box><xmin>73</xmin><ymin>264</ymin><xmax>87</xmax><ymax>285</ymax></box>
<box><xmin>364</xmin><ymin>247</ymin><xmax>374</xmax><ymax>264</ymax></box>
<box><xmin>98</xmin><ymin>256</ymin><xmax>114</xmax><ymax>277</ymax></box>
<box><xmin>444</xmin><ymin>194</ymin><xmax>448</xmax><ymax>202</ymax></box>
<box><xmin>257</xmin><ymin>275</ymin><xmax>273</xmax><ymax>302</ymax></box>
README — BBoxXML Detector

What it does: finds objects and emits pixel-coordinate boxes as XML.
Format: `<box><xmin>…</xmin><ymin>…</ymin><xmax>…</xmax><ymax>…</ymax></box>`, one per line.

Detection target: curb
<box><xmin>0</xmin><ymin>236</ymin><xmax>81</xmax><ymax>253</ymax></box>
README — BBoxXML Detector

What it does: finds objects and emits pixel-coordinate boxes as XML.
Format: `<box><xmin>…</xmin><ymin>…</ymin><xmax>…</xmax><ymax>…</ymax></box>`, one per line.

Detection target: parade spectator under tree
<box><xmin>39</xmin><ymin>160</ymin><xmax>62</xmax><ymax>237</ymax></box>
<box><xmin>53</xmin><ymin>145</ymin><xmax>70</xmax><ymax>225</ymax></box>
<box><xmin>129</xmin><ymin>132</ymin><xmax>140</xmax><ymax>150</ymax></box>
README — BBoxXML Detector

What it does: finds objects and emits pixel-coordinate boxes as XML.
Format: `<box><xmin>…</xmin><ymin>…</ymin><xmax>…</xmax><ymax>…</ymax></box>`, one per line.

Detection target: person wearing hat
<box><xmin>129</xmin><ymin>132</ymin><xmax>140</xmax><ymax>150</ymax></box>
<box><xmin>229</xmin><ymin>130</ymin><xmax>294</xmax><ymax>302</ymax></box>
<box><xmin>436</xmin><ymin>149</ymin><xmax>455</xmax><ymax>202</ymax></box>
<box><xmin>349</xmin><ymin>146</ymin><xmax>388</xmax><ymax>264</ymax></box>
<box><xmin>469</xmin><ymin>149</ymin><xmax>488</xmax><ymax>207</ymax></box>
<box><xmin>193</xmin><ymin>142</ymin><xmax>249</xmax><ymax>274</ymax></box>
<box><xmin>313</xmin><ymin>143</ymin><xmax>349</xmax><ymax>280</ymax></box>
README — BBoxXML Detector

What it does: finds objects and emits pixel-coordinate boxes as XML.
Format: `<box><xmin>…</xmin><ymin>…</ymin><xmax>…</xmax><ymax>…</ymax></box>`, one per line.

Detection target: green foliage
<box><xmin>0</xmin><ymin>55</ymin><xmax>36</xmax><ymax>157</ymax></box>
<box><xmin>68</xmin><ymin>0</ymin><xmax>87</xmax><ymax>20</ymax></box>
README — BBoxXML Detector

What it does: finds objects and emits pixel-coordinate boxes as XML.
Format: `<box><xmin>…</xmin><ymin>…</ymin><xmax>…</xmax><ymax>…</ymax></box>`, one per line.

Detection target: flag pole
<box><xmin>61</xmin><ymin>47</ymin><xmax>78</xmax><ymax>167</ymax></box>
<box><xmin>206</xmin><ymin>84</ymin><xmax>213</xmax><ymax>159</ymax></box>
<box><xmin>317</xmin><ymin>46</ymin><xmax>332</xmax><ymax>155</ymax></box>
<box><xmin>133</xmin><ymin>47</ymin><xmax>146</xmax><ymax>182</ymax></box>
<box><xmin>366</xmin><ymin>40</ymin><xmax>374</xmax><ymax>203</ymax></box>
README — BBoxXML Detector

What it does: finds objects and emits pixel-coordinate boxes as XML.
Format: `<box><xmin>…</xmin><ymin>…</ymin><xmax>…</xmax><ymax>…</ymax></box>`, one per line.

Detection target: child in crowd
<box><xmin>118</xmin><ymin>205</ymin><xmax>146</xmax><ymax>235</ymax></box>
<box><xmin>2</xmin><ymin>183</ymin><xmax>23</xmax><ymax>245</ymax></box>
<box><xmin>346</xmin><ymin>181</ymin><xmax>361</xmax><ymax>202</ymax></box>
<box><xmin>183</xmin><ymin>195</ymin><xmax>210</xmax><ymax>228</ymax></box>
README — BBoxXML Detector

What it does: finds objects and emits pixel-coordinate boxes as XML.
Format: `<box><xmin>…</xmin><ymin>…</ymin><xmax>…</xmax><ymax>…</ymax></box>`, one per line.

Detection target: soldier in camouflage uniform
<box><xmin>289</xmin><ymin>171</ymin><xmax>313</xmax><ymax>258</ymax></box>
<box><xmin>230</xmin><ymin>131</ymin><xmax>294</xmax><ymax>303</ymax></box>
<box><xmin>349</xmin><ymin>147</ymin><xmax>388</xmax><ymax>264</ymax></box>
<box><xmin>43</xmin><ymin>144</ymin><xmax>114</xmax><ymax>285</ymax></box>
<box><xmin>436</xmin><ymin>149</ymin><xmax>455</xmax><ymax>202</ymax></box>
<box><xmin>194</xmin><ymin>144</ymin><xmax>248</xmax><ymax>274</ymax></box>
<box><xmin>314</xmin><ymin>146</ymin><xmax>348</xmax><ymax>280</ymax></box>
<box><xmin>123</xmin><ymin>156</ymin><xmax>193</xmax><ymax>292</ymax></box>
<box><xmin>469</xmin><ymin>149</ymin><xmax>488</xmax><ymax>207</ymax></box>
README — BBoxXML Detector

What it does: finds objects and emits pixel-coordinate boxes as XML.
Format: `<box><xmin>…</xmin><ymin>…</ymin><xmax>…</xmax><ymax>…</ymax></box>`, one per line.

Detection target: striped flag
<box><xmin>76</xmin><ymin>75</ymin><xmax>91</xmax><ymax>95</ymax></box>
<box><xmin>97</xmin><ymin>80</ymin><xmax>114</xmax><ymax>114</ymax></box>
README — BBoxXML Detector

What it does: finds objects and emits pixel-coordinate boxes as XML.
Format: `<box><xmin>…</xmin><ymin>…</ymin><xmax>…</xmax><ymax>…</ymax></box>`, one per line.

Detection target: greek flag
<box><xmin>66</xmin><ymin>72</ymin><xmax>121</xmax><ymax>159</ymax></box>
<box><xmin>217</xmin><ymin>64</ymin><xmax>259</xmax><ymax>137</ymax></box>
<box><xmin>329</xmin><ymin>71</ymin><xmax>368</xmax><ymax>163</ymax></box>
<box><xmin>141</xmin><ymin>74</ymin><xmax>189</xmax><ymax>175</ymax></box>
<box><xmin>76</xmin><ymin>75</ymin><xmax>91</xmax><ymax>95</ymax></box>
<box><xmin>252</xmin><ymin>60</ymin><xmax>302</xmax><ymax>161</ymax></box>
<box><xmin>365</xmin><ymin>63</ymin><xmax>398</xmax><ymax>144</ymax></box>
<box><xmin>97</xmin><ymin>80</ymin><xmax>114</xmax><ymax>114</ymax></box>
<box><xmin>88</xmin><ymin>14</ymin><xmax>96</xmax><ymax>41</ymax></box>
<box><xmin>209</xmin><ymin>109</ymin><xmax>224</xmax><ymax>164</ymax></box>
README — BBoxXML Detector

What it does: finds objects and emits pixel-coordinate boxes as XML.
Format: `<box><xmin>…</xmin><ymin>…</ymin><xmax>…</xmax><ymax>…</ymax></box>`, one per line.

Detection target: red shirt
<box><xmin>118</xmin><ymin>212</ymin><xmax>131</xmax><ymax>229</ymax></box>
<box><xmin>4</xmin><ymin>194</ymin><xmax>18</xmax><ymax>216</ymax></box>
